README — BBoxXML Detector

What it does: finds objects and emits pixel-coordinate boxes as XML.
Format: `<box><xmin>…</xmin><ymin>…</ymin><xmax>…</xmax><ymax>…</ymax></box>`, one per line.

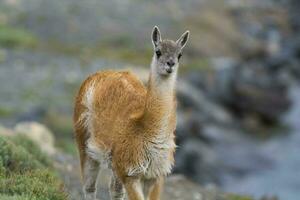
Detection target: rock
<box><xmin>186</xmin><ymin>60</ymin><xmax>291</xmax><ymax>125</ymax></box>
<box><xmin>164</xmin><ymin>175</ymin><xmax>260</xmax><ymax>200</ymax></box>
<box><xmin>174</xmin><ymin>138</ymin><xmax>220</xmax><ymax>184</ymax></box>
<box><xmin>162</xmin><ymin>175</ymin><xmax>220</xmax><ymax>200</ymax></box>
<box><xmin>177</xmin><ymin>80</ymin><xmax>234</xmax><ymax>125</ymax></box>
<box><xmin>289</xmin><ymin>0</ymin><xmax>300</xmax><ymax>31</ymax></box>
<box><xmin>55</xmin><ymin>150</ymin><xmax>256</xmax><ymax>200</ymax></box>
<box><xmin>185</xmin><ymin>57</ymin><xmax>237</xmax><ymax>104</ymax></box>
<box><xmin>229</xmin><ymin>64</ymin><xmax>291</xmax><ymax>123</ymax></box>
<box><xmin>14</xmin><ymin>121</ymin><xmax>56</xmax><ymax>155</ymax></box>
<box><xmin>0</xmin><ymin>124</ymin><xmax>14</xmax><ymax>136</ymax></box>
<box><xmin>16</xmin><ymin>106</ymin><xmax>47</xmax><ymax>122</ymax></box>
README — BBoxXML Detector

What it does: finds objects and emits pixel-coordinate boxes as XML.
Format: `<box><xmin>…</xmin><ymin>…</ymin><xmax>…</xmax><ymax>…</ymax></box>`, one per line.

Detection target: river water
<box><xmin>223</xmin><ymin>84</ymin><xmax>300</xmax><ymax>200</ymax></box>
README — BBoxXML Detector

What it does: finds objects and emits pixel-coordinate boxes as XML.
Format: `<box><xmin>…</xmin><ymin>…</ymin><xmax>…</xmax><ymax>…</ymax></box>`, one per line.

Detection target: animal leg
<box><xmin>82</xmin><ymin>156</ymin><xmax>100</xmax><ymax>200</ymax></box>
<box><xmin>144</xmin><ymin>177</ymin><xmax>163</xmax><ymax>200</ymax></box>
<box><xmin>124</xmin><ymin>177</ymin><xmax>144</xmax><ymax>200</ymax></box>
<box><xmin>109</xmin><ymin>173</ymin><xmax>125</xmax><ymax>200</ymax></box>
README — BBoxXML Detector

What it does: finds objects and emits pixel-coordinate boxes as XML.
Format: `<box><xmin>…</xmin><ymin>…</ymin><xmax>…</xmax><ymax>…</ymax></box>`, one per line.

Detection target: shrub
<box><xmin>9</xmin><ymin>135</ymin><xmax>51</xmax><ymax>167</ymax></box>
<box><xmin>0</xmin><ymin>136</ymin><xmax>43</xmax><ymax>173</ymax></box>
<box><xmin>0</xmin><ymin>135</ymin><xmax>68</xmax><ymax>200</ymax></box>
<box><xmin>0</xmin><ymin>170</ymin><xmax>67</xmax><ymax>200</ymax></box>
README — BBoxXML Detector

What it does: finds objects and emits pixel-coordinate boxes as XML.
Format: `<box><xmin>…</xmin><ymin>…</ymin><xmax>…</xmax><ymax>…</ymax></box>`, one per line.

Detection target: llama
<box><xmin>73</xmin><ymin>26</ymin><xmax>189</xmax><ymax>200</ymax></box>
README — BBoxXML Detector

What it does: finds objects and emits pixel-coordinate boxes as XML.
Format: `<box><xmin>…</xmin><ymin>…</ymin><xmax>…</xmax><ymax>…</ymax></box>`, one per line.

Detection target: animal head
<box><xmin>151</xmin><ymin>26</ymin><xmax>189</xmax><ymax>76</ymax></box>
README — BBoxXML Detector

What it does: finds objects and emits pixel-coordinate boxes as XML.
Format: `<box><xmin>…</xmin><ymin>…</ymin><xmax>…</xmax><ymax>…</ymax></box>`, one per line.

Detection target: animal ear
<box><xmin>176</xmin><ymin>30</ymin><xmax>190</xmax><ymax>49</ymax></box>
<box><xmin>152</xmin><ymin>26</ymin><xmax>161</xmax><ymax>48</ymax></box>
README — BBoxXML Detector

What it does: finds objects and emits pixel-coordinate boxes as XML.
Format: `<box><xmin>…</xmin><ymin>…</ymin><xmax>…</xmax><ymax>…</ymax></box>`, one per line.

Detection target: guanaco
<box><xmin>73</xmin><ymin>26</ymin><xmax>189</xmax><ymax>200</ymax></box>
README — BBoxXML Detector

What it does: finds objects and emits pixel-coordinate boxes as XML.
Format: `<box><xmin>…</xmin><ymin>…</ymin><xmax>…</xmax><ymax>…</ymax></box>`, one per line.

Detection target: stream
<box><xmin>223</xmin><ymin>84</ymin><xmax>300</xmax><ymax>200</ymax></box>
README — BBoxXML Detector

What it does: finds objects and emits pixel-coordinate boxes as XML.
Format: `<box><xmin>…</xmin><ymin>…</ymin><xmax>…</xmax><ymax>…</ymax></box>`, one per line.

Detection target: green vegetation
<box><xmin>0</xmin><ymin>194</ymin><xmax>36</xmax><ymax>200</ymax></box>
<box><xmin>225</xmin><ymin>194</ymin><xmax>254</xmax><ymax>200</ymax></box>
<box><xmin>0</xmin><ymin>24</ymin><xmax>210</xmax><ymax>72</ymax></box>
<box><xmin>9</xmin><ymin>135</ymin><xmax>51</xmax><ymax>167</ymax></box>
<box><xmin>180</xmin><ymin>58</ymin><xmax>211</xmax><ymax>73</ymax></box>
<box><xmin>41</xmin><ymin>40</ymin><xmax>211</xmax><ymax>73</ymax></box>
<box><xmin>41</xmin><ymin>40</ymin><xmax>153</xmax><ymax>66</ymax></box>
<box><xmin>0</xmin><ymin>24</ymin><xmax>37</xmax><ymax>48</ymax></box>
<box><xmin>0</xmin><ymin>107</ymin><xmax>13</xmax><ymax>118</ymax></box>
<box><xmin>0</xmin><ymin>135</ymin><xmax>68</xmax><ymax>200</ymax></box>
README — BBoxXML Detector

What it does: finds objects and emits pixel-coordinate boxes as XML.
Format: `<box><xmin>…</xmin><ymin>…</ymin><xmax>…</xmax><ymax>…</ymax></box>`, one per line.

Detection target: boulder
<box><xmin>0</xmin><ymin>124</ymin><xmax>14</xmax><ymax>136</ymax></box>
<box><xmin>174</xmin><ymin>138</ymin><xmax>220</xmax><ymax>184</ymax></box>
<box><xmin>229</xmin><ymin>63</ymin><xmax>291</xmax><ymax>123</ymax></box>
<box><xmin>186</xmin><ymin>60</ymin><xmax>291</xmax><ymax>125</ymax></box>
<box><xmin>14</xmin><ymin>121</ymin><xmax>56</xmax><ymax>155</ymax></box>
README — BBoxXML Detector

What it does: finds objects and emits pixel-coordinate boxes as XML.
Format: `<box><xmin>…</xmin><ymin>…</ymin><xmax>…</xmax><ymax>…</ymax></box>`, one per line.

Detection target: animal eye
<box><xmin>178</xmin><ymin>53</ymin><xmax>182</xmax><ymax>60</ymax></box>
<box><xmin>156</xmin><ymin>50</ymin><xmax>162</xmax><ymax>58</ymax></box>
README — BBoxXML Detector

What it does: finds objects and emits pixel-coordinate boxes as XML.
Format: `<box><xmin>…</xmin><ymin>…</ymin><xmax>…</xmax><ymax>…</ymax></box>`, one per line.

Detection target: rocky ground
<box><xmin>0</xmin><ymin>122</ymin><xmax>259</xmax><ymax>200</ymax></box>
<box><xmin>54</xmin><ymin>151</ymin><xmax>233</xmax><ymax>200</ymax></box>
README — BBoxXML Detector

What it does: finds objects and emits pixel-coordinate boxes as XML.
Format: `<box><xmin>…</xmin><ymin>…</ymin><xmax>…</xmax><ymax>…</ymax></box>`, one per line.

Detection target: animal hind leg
<box><xmin>109</xmin><ymin>173</ymin><xmax>125</xmax><ymax>200</ymax></box>
<box><xmin>82</xmin><ymin>156</ymin><xmax>100</xmax><ymax>200</ymax></box>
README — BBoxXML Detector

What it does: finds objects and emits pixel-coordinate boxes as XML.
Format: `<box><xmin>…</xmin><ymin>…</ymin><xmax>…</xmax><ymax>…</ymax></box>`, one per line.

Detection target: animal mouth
<box><xmin>166</xmin><ymin>68</ymin><xmax>173</xmax><ymax>74</ymax></box>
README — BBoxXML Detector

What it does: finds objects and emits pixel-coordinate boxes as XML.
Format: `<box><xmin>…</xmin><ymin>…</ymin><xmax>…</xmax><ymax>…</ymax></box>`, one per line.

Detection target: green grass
<box><xmin>56</xmin><ymin>139</ymin><xmax>77</xmax><ymax>155</ymax></box>
<box><xmin>225</xmin><ymin>194</ymin><xmax>254</xmax><ymax>200</ymax></box>
<box><xmin>180</xmin><ymin>58</ymin><xmax>211</xmax><ymax>73</ymax></box>
<box><xmin>0</xmin><ymin>170</ymin><xmax>67</xmax><ymax>200</ymax></box>
<box><xmin>0</xmin><ymin>135</ymin><xmax>68</xmax><ymax>200</ymax></box>
<box><xmin>9</xmin><ymin>135</ymin><xmax>51</xmax><ymax>167</ymax></box>
<box><xmin>0</xmin><ymin>24</ymin><xmax>37</xmax><ymax>48</ymax></box>
<box><xmin>0</xmin><ymin>136</ymin><xmax>43</xmax><ymax>173</ymax></box>
<box><xmin>40</xmin><ymin>40</ymin><xmax>152</xmax><ymax>66</ymax></box>
<box><xmin>0</xmin><ymin>194</ymin><xmax>37</xmax><ymax>200</ymax></box>
<box><xmin>0</xmin><ymin>107</ymin><xmax>13</xmax><ymax>118</ymax></box>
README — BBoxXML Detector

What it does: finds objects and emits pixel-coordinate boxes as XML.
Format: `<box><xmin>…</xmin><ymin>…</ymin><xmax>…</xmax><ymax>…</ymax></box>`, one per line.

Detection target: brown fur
<box><xmin>74</xmin><ymin>70</ymin><xmax>176</xmax><ymax>199</ymax></box>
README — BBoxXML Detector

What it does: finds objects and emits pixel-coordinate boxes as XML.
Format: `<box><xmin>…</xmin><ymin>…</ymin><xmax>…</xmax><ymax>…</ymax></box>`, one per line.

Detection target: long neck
<box><xmin>140</xmin><ymin>56</ymin><xmax>177</xmax><ymax>132</ymax></box>
<box><xmin>148</xmin><ymin>57</ymin><xmax>177</xmax><ymax>100</ymax></box>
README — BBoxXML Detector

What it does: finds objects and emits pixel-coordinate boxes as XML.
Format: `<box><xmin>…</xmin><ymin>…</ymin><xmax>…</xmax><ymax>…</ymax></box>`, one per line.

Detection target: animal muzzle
<box><xmin>166</xmin><ymin>67</ymin><xmax>173</xmax><ymax>73</ymax></box>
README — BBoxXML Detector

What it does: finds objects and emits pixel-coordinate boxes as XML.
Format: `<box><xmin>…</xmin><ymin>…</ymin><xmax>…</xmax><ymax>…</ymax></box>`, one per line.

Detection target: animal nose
<box><xmin>167</xmin><ymin>60</ymin><xmax>175</xmax><ymax>67</ymax></box>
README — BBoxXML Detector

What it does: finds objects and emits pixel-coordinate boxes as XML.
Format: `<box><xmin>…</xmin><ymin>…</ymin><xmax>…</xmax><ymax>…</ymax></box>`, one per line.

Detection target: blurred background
<box><xmin>0</xmin><ymin>0</ymin><xmax>300</xmax><ymax>199</ymax></box>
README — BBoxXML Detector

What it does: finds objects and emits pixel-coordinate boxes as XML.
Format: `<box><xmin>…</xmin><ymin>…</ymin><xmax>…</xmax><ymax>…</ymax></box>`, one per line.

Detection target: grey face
<box><xmin>154</xmin><ymin>40</ymin><xmax>180</xmax><ymax>75</ymax></box>
<box><xmin>151</xmin><ymin>26</ymin><xmax>189</xmax><ymax>76</ymax></box>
